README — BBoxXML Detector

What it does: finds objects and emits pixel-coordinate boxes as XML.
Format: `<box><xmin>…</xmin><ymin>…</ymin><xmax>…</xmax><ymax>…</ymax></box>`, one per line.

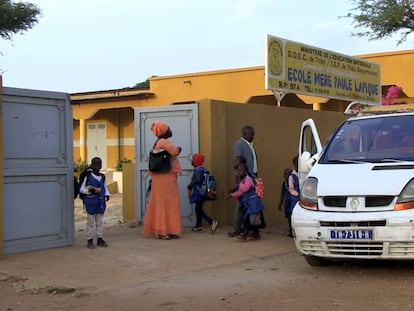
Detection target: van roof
<box><xmin>344</xmin><ymin>102</ymin><xmax>414</xmax><ymax>117</ymax></box>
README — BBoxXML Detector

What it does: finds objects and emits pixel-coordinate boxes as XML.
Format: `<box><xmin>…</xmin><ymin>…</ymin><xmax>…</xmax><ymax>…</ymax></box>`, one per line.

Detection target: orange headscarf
<box><xmin>150</xmin><ymin>121</ymin><xmax>169</xmax><ymax>137</ymax></box>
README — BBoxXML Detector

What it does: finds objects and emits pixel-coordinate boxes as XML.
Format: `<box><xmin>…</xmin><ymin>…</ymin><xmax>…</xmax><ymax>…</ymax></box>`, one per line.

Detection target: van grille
<box><xmin>324</xmin><ymin>196</ymin><xmax>346</xmax><ymax>207</ymax></box>
<box><xmin>323</xmin><ymin>196</ymin><xmax>394</xmax><ymax>208</ymax></box>
<box><xmin>327</xmin><ymin>241</ymin><xmax>383</xmax><ymax>256</ymax></box>
<box><xmin>299</xmin><ymin>241</ymin><xmax>414</xmax><ymax>257</ymax></box>
<box><xmin>299</xmin><ymin>241</ymin><xmax>324</xmax><ymax>255</ymax></box>
<box><xmin>388</xmin><ymin>242</ymin><xmax>414</xmax><ymax>256</ymax></box>
<box><xmin>366</xmin><ymin>196</ymin><xmax>394</xmax><ymax>207</ymax></box>
<box><xmin>319</xmin><ymin>220</ymin><xmax>386</xmax><ymax>227</ymax></box>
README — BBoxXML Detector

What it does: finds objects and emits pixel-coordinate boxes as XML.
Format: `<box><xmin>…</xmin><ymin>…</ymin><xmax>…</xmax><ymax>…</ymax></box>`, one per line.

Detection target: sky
<box><xmin>1</xmin><ymin>0</ymin><xmax>414</xmax><ymax>94</ymax></box>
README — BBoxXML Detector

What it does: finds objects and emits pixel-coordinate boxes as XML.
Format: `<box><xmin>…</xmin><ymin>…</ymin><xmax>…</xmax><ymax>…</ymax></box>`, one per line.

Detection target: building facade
<box><xmin>70</xmin><ymin>49</ymin><xmax>414</xmax><ymax>170</ymax></box>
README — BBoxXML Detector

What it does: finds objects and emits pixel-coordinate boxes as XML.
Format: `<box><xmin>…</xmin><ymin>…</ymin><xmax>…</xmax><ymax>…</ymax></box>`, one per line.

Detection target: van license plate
<box><xmin>329</xmin><ymin>229</ymin><xmax>373</xmax><ymax>240</ymax></box>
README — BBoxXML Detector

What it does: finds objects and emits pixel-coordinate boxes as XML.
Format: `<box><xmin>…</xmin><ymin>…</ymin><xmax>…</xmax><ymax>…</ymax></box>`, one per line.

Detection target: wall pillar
<box><xmin>122</xmin><ymin>163</ymin><xmax>135</xmax><ymax>222</ymax></box>
<box><xmin>79</xmin><ymin>118</ymin><xmax>86</xmax><ymax>162</ymax></box>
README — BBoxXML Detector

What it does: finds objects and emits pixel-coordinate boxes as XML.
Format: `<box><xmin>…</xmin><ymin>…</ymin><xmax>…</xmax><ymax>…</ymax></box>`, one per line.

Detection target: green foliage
<box><xmin>133</xmin><ymin>79</ymin><xmax>150</xmax><ymax>89</ymax></box>
<box><xmin>116</xmin><ymin>158</ymin><xmax>132</xmax><ymax>171</ymax></box>
<box><xmin>74</xmin><ymin>159</ymin><xmax>88</xmax><ymax>173</ymax></box>
<box><xmin>345</xmin><ymin>0</ymin><xmax>414</xmax><ymax>44</ymax></box>
<box><xmin>0</xmin><ymin>0</ymin><xmax>41</xmax><ymax>40</ymax></box>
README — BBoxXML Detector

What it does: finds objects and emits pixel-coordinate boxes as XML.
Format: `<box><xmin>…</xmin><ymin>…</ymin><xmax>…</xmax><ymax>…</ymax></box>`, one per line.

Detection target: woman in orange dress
<box><xmin>143</xmin><ymin>121</ymin><xmax>183</xmax><ymax>240</ymax></box>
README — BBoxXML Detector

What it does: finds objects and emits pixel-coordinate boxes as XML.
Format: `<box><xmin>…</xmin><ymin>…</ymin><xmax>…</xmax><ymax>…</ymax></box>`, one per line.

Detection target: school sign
<box><xmin>265</xmin><ymin>34</ymin><xmax>381</xmax><ymax>105</ymax></box>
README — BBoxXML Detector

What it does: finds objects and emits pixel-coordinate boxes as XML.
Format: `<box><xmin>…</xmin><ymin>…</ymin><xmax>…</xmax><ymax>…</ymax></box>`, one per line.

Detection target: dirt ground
<box><xmin>1</xmin><ymin>194</ymin><xmax>414</xmax><ymax>311</ymax></box>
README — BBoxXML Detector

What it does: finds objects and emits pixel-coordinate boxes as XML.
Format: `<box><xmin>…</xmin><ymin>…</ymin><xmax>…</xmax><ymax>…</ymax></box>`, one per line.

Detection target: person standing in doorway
<box><xmin>79</xmin><ymin>157</ymin><xmax>110</xmax><ymax>249</ymax></box>
<box><xmin>143</xmin><ymin>121</ymin><xmax>183</xmax><ymax>240</ymax></box>
<box><xmin>228</xmin><ymin>125</ymin><xmax>259</xmax><ymax>238</ymax></box>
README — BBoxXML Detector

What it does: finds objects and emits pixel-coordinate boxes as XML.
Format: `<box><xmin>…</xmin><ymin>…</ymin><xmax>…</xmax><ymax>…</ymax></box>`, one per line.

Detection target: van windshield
<box><xmin>320</xmin><ymin>115</ymin><xmax>414</xmax><ymax>163</ymax></box>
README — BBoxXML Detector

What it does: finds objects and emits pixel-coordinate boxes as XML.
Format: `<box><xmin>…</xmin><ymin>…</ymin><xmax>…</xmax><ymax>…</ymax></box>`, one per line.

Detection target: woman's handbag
<box><xmin>149</xmin><ymin>149</ymin><xmax>171</xmax><ymax>172</ymax></box>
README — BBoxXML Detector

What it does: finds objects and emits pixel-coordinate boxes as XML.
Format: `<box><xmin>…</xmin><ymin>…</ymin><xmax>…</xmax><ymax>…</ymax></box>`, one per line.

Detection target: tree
<box><xmin>134</xmin><ymin>79</ymin><xmax>150</xmax><ymax>89</ymax></box>
<box><xmin>346</xmin><ymin>0</ymin><xmax>414</xmax><ymax>44</ymax></box>
<box><xmin>0</xmin><ymin>0</ymin><xmax>41</xmax><ymax>41</ymax></box>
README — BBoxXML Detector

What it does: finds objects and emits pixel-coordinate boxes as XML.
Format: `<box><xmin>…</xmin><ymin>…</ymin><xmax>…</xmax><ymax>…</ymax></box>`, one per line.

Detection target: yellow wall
<box><xmin>122</xmin><ymin>162</ymin><xmax>135</xmax><ymax>222</ymax></box>
<box><xmin>70</xmin><ymin>67</ymin><xmax>311</xmax><ymax>169</ymax></box>
<box><xmin>149</xmin><ymin>66</ymin><xmax>272</xmax><ymax>104</ymax></box>
<box><xmin>358</xmin><ymin>49</ymin><xmax>414</xmax><ymax>96</ymax></box>
<box><xmin>122</xmin><ymin>99</ymin><xmax>347</xmax><ymax>225</ymax></box>
<box><xmin>71</xmin><ymin>49</ymin><xmax>414</xmax><ymax>170</ymax></box>
<box><xmin>206</xmin><ymin>99</ymin><xmax>346</xmax><ymax>225</ymax></box>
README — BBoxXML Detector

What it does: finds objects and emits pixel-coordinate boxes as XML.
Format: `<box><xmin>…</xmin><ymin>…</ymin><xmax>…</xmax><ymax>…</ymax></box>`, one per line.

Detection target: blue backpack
<box><xmin>199</xmin><ymin>169</ymin><xmax>217</xmax><ymax>201</ymax></box>
<box><xmin>190</xmin><ymin>167</ymin><xmax>217</xmax><ymax>203</ymax></box>
<box><xmin>78</xmin><ymin>167</ymin><xmax>105</xmax><ymax>200</ymax></box>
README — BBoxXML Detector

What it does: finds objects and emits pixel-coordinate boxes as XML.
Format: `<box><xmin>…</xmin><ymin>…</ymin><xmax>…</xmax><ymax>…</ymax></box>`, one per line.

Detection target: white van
<box><xmin>292</xmin><ymin>103</ymin><xmax>414</xmax><ymax>266</ymax></box>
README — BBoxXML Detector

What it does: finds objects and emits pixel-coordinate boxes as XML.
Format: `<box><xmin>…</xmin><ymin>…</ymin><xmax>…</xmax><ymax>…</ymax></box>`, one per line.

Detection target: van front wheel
<box><xmin>304</xmin><ymin>255</ymin><xmax>328</xmax><ymax>266</ymax></box>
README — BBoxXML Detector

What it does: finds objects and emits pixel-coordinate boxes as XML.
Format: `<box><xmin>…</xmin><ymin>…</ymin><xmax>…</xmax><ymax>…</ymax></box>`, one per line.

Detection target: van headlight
<box><xmin>299</xmin><ymin>177</ymin><xmax>318</xmax><ymax>210</ymax></box>
<box><xmin>395</xmin><ymin>179</ymin><xmax>414</xmax><ymax>210</ymax></box>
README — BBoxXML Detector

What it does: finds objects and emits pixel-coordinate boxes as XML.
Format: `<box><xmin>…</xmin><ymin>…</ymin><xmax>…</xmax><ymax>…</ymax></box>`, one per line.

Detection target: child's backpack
<box><xmin>254</xmin><ymin>177</ymin><xmax>265</xmax><ymax>198</ymax></box>
<box><xmin>201</xmin><ymin>170</ymin><xmax>217</xmax><ymax>200</ymax></box>
<box><xmin>78</xmin><ymin>167</ymin><xmax>92</xmax><ymax>199</ymax></box>
<box><xmin>195</xmin><ymin>167</ymin><xmax>217</xmax><ymax>201</ymax></box>
<box><xmin>74</xmin><ymin>176</ymin><xmax>80</xmax><ymax>199</ymax></box>
<box><xmin>77</xmin><ymin>167</ymin><xmax>106</xmax><ymax>199</ymax></box>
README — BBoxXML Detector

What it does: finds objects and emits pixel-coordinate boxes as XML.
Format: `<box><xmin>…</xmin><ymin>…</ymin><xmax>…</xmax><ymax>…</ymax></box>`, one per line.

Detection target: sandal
<box><xmin>156</xmin><ymin>235</ymin><xmax>171</xmax><ymax>240</ymax></box>
<box><xmin>168</xmin><ymin>234</ymin><xmax>180</xmax><ymax>239</ymax></box>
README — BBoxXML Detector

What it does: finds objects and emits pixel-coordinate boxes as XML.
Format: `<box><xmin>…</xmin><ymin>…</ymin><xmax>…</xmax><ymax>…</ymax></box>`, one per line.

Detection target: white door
<box><xmin>87</xmin><ymin>122</ymin><xmax>107</xmax><ymax>170</ymax></box>
<box><xmin>134</xmin><ymin>104</ymin><xmax>198</xmax><ymax>227</ymax></box>
<box><xmin>298</xmin><ymin>118</ymin><xmax>323</xmax><ymax>186</ymax></box>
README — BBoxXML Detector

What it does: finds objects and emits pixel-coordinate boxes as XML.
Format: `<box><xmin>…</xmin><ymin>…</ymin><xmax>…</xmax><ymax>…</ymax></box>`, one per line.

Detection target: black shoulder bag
<box><xmin>149</xmin><ymin>140</ymin><xmax>171</xmax><ymax>172</ymax></box>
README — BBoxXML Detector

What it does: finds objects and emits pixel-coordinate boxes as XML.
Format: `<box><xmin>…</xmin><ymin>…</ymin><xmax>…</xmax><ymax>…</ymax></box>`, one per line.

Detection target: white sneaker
<box><xmin>211</xmin><ymin>220</ymin><xmax>218</xmax><ymax>233</ymax></box>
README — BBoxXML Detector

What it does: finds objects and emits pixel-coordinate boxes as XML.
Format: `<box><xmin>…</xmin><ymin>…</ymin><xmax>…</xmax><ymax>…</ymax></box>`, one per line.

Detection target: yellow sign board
<box><xmin>265</xmin><ymin>34</ymin><xmax>381</xmax><ymax>104</ymax></box>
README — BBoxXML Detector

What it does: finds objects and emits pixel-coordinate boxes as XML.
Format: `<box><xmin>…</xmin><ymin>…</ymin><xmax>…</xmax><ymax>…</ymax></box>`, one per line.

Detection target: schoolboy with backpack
<box><xmin>187</xmin><ymin>153</ymin><xmax>218</xmax><ymax>233</ymax></box>
<box><xmin>78</xmin><ymin>157</ymin><xmax>110</xmax><ymax>249</ymax></box>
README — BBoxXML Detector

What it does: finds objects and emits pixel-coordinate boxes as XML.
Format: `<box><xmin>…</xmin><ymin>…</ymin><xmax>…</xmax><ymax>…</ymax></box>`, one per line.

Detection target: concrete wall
<box><xmin>122</xmin><ymin>162</ymin><xmax>135</xmax><ymax>222</ymax></box>
<box><xmin>149</xmin><ymin>66</ymin><xmax>272</xmax><ymax>104</ymax></box>
<box><xmin>122</xmin><ymin>99</ymin><xmax>346</xmax><ymax>226</ymax></box>
<box><xmin>206</xmin><ymin>99</ymin><xmax>346</xmax><ymax>225</ymax></box>
<box><xmin>360</xmin><ymin>49</ymin><xmax>414</xmax><ymax>96</ymax></box>
<box><xmin>71</xmin><ymin>49</ymin><xmax>414</xmax><ymax>170</ymax></box>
